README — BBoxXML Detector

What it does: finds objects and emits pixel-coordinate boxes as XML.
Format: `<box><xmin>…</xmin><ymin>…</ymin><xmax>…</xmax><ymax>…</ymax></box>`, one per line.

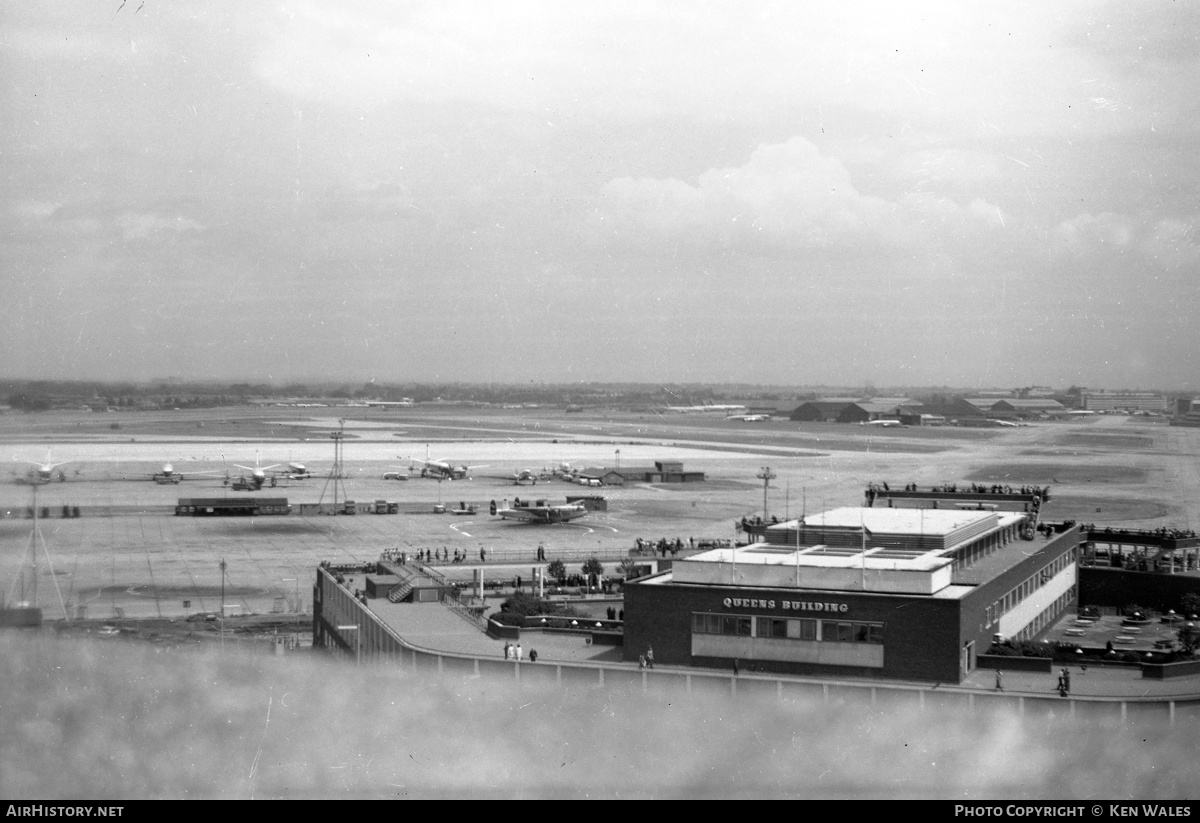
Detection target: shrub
<box><xmin>985</xmin><ymin>640</ymin><xmax>1053</xmax><ymax>658</ymax></box>
<box><xmin>497</xmin><ymin>592</ymin><xmax>585</xmax><ymax>621</ymax></box>
<box><xmin>1180</xmin><ymin>592</ymin><xmax>1200</xmax><ymax>618</ymax></box>
<box><xmin>499</xmin><ymin>592</ymin><xmax>549</xmax><ymax>617</ymax></box>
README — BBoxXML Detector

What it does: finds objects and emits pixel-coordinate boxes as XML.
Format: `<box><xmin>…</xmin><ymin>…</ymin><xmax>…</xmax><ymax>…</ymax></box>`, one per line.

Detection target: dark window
<box><xmin>756</xmin><ymin>618</ymin><xmax>786</xmax><ymax>638</ymax></box>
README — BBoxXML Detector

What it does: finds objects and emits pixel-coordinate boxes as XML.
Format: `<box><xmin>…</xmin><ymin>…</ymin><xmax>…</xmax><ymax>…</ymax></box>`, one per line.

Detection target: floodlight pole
<box><xmin>757</xmin><ymin>467</ymin><xmax>776</xmax><ymax>521</ymax></box>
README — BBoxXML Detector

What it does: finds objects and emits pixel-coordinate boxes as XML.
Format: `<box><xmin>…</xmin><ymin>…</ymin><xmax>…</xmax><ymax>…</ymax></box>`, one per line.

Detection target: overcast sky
<box><xmin>3</xmin><ymin>2</ymin><xmax>1199</xmax><ymax>389</ymax></box>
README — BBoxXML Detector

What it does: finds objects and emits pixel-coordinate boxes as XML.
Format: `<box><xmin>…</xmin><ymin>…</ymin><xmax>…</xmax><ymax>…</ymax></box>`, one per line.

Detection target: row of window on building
<box><xmin>1005</xmin><ymin>587</ymin><xmax>1077</xmax><ymax>643</ymax></box>
<box><xmin>692</xmin><ymin>612</ymin><xmax>885</xmax><ymax>644</ymax></box>
<box><xmin>986</xmin><ymin>547</ymin><xmax>1076</xmax><ymax>628</ymax></box>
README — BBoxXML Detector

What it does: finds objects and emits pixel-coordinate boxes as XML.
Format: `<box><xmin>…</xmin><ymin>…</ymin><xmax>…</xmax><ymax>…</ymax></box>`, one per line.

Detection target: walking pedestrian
<box><xmin>503</xmin><ymin>642</ymin><xmax>511</xmax><ymax>660</ymax></box>
<box><xmin>529</xmin><ymin>649</ymin><xmax>538</xmax><ymax>663</ymax></box>
<box><xmin>732</xmin><ymin>658</ymin><xmax>739</xmax><ymax>676</ymax></box>
<box><xmin>646</xmin><ymin>645</ymin><xmax>654</xmax><ymax>669</ymax></box>
<box><xmin>516</xmin><ymin>643</ymin><xmax>523</xmax><ymax>662</ymax></box>
<box><xmin>1062</xmin><ymin>668</ymin><xmax>1071</xmax><ymax>693</ymax></box>
<box><xmin>995</xmin><ymin>669</ymin><xmax>1003</xmax><ymax>692</ymax></box>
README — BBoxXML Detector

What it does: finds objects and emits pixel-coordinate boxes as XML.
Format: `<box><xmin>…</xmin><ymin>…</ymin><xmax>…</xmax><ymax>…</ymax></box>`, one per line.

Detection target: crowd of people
<box><xmin>865</xmin><ymin>482</ymin><xmax>1052</xmax><ymax>508</ymax></box>
<box><xmin>634</xmin><ymin>536</ymin><xmax>710</xmax><ymax>556</ymax></box>
<box><xmin>869</xmin><ymin>482</ymin><xmax>1052</xmax><ymax>496</ymax></box>
<box><xmin>381</xmin><ymin>546</ymin><xmax>476</xmax><ymax>564</ymax></box>
<box><xmin>736</xmin><ymin>515</ymin><xmax>779</xmax><ymax>532</ymax></box>
<box><xmin>502</xmin><ymin>641</ymin><xmax>537</xmax><ymax>663</ymax></box>
<box><xmin>1083</xmin><ymin>525</ymin><xmax>1197</xmax><ymax>541</ymax></box>
<box><xmin>380</xmin><ymin>546</ymin><xmax>484</xmax><ymax>564</ymax></box>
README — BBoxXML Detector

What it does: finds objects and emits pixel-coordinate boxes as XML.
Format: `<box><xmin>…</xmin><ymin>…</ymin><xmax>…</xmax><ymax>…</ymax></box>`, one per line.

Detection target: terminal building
<box><xmin>623</xmin><ymin>505</ymin><xmax>1078</xmax><ymax>683</ymax></box>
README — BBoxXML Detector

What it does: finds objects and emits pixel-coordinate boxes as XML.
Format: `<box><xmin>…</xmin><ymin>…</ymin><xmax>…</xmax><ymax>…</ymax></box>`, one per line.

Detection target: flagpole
<box><xmin>795</xmin><ymin>512</ymin><xmax>801</xmax><ymax>587</ymax></box>
<box><xmin>860</xmin><ymin>510</ymin><xmax>867</xmax><ymax>591</ymax></box>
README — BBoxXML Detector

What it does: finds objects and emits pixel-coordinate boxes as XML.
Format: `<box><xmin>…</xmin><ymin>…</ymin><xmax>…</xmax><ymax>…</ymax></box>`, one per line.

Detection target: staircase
<box><xmin>388</xmin><ymin>581</ymin><xmax>414</xmax><ymax>603</ymax></box>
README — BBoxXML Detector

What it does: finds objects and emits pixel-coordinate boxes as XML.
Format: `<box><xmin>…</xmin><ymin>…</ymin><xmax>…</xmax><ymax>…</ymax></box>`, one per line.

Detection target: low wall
<box><xmin>977</xmin><ymin>654</ymin><xmax>1053</xmax><ymax>673</ymax></box>
<box><xmin>486</xmin><ymin>619</ymin><xmax>519</xmax><ymax>640</ymax></box>
<box><xmin>1142</xmin><ymin>658</ymin><xmax>1200</xmax><ymax>680</ymax></box>
<box><xmin>589</xmin><ymin>631</ymin><xmax>624</xmax><ymax>646</ymax></box>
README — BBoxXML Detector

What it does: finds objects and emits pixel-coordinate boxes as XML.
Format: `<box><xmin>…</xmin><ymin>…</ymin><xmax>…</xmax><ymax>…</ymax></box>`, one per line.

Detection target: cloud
<box><xmin>117</xmin><ymin>212</ymin><xmax>206</xmax><ymax>240</ymax></box>
<box><xmin>12</xmin><ymin>200</ymin><xmax>60</xmax><ymax>221</ymax></box>
<box><xmin>590</xmin><ymin>136</ymin><xmax>1007</xmax><ymax>255</ymax></box>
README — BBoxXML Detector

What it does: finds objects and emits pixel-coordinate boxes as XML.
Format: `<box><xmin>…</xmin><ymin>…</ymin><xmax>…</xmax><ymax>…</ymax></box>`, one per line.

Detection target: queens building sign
<box><xmin>723</xmin><ymin>597</ymin><xmax>848</xmax><ymax>613</ymax></box>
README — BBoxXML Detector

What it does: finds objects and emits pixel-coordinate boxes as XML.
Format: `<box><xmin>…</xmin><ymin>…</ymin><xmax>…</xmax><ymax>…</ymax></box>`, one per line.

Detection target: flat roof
<box><xmin>766</xmin><ymin>508</ymin><xmax>1027</xmax><ymax>551</ymax></box>
<box><xmin>688</xmin><ymin>543</ymin><xmax>953</xmax><ymax>573</ymax></box>
<box><xmin>784</xmin><ymin>506</ymin><xmax>995</xmax><ymax>536</ymax></box>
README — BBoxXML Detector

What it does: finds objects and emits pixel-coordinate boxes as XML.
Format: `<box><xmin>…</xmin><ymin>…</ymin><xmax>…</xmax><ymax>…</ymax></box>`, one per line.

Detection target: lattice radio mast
<box><xmin>318</xmin><ymin>418</ymin><xmax>348</xmax><ymax>513</ymax></box>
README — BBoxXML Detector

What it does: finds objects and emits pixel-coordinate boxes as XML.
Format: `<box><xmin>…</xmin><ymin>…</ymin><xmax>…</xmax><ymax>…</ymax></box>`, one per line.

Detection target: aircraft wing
<box><xmin>496</xmin><ymin>506</ymin><xmax>546</xmax><ymax>522</ymax></box>
<box><xmin>401</xmin><ymin>456</ymin><xmax>440</xmax><ymax>466</ymax></box>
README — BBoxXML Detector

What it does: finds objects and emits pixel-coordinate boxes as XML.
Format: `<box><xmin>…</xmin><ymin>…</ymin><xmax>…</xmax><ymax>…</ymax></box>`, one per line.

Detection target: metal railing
<box><xmin>440</xmin><ymin>593</ymin><xmax>487</xmax><ymax>631</ymax></box>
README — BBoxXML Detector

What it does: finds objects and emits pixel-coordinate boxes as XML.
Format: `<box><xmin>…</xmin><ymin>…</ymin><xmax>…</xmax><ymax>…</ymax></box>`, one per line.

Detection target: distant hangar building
<box><xmin>623</xmin><ymin>506</ymin><xmax>1078</xmax><ymax>682</ymax></box>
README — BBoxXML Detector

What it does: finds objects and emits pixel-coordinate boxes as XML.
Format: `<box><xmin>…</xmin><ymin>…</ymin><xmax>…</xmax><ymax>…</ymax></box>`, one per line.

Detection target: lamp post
<box><xmin>336</xmin><ymin>624</ymin><xmax>361</xmax><ymax>666</ymax></box>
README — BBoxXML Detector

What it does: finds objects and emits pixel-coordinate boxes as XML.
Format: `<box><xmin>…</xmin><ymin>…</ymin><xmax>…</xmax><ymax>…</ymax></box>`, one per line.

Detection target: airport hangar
<box><xmin>622</xmin><ymin>505</ymin><xmax>1079</xmax><ymax>683</ymax></box>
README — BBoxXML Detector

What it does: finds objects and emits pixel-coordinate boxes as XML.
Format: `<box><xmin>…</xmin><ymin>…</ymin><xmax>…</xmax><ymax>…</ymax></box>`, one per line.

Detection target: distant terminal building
<box><xmin>624</xmin><ymin>503</ymin><xmax>1077</xmax><ymax>682</ymax></box>
<box><xmin>1081</xmin><ymin>391</ymin><xmax>1165</xmax><ymax>413</ymax></box>
<box><xmin>175</xmin><ymin>497</ymin><xmax>291</xmax><ymax>516</ymax></box>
